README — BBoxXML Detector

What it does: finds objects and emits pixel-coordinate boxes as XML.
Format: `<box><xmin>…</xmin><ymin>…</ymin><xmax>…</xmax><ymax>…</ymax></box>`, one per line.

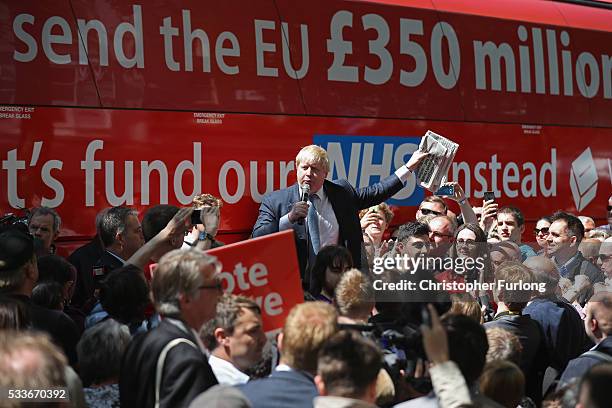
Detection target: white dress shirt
<box><xmin>208</xmin><ymin>354</ymin><xmax>250</xmax><ymax>385</ymax></box>
<box><xmin>308</xmin><ymin>187</ymin><xmax>340</xmax><ymax>248</ymax></box>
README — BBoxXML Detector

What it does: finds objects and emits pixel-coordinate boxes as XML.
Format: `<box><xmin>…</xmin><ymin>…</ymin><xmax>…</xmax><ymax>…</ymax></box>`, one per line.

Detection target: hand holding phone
<box><xmin>421</xmin><ymin>304</ymin><xmax>449</xmax><ymax>365</ymax></box>
<box><xmin>434</xmin><ymin>185</ymin><xmax>454</xmax><ymax>196</ymax></box>
<box><xmin>190</xmin><ymin>209</ymin><xmax>202</xmax><ymax>225</ymax></box>
<box><xmin>483</xmin><ymin>191</ymin><xmax>496</xmax><ymax>202</ymax></box>
<box><xmin>480</xmin><ymin>191</ymin><xmax>498</xmax><ymax>231</ymax></box>
<box><xmin>435</xmin><ymin>182</ymin><xmax>468</xmax><ymax>205</ymax></box>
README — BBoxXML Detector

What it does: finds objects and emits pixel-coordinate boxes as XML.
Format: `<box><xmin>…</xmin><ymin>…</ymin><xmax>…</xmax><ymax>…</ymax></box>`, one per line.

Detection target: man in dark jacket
<box><xmin>119</xmin><ymin>248</ymin><xmax>221</xmax><ymax>408</ymax></box>
<box><xmin>252</xmin><ymin>145</ymin><xmax>427</xmax><ymax>285</ymax></box>
<box><xmin>69</xmin><ymin>234</ymin><xmax>104</xmax><ymax>309</ymax></box>
<box><xmin>78</xmin><ymin>207</ymin><xmax>144</xmax><ymax>313</ymax></box>
<box><xmin>0</xmin><ymin>230</ymin><xmax>80</xmax><ymax>365</ymax></box>
<box><xmin>547</xmin><ymin>212</ymin><xmax>605</xmax><ymax>304</ymax></box>
<box><xmin>484</xmin><ymin>261</ymin><xmax>548</xmax><ymax>406</ymax></box>
<box><xmin>523</xmin><ymin>256</ymin><xmax>592</xmax><ymax>373</ymax></box>
<box><xmin>239</xmin><ymin>302</ymin><xmax>338</xmax><ymax>408</ymax></box>
<box><xmin>558</xmin><ymin>291</ymin><xmax>612</xmax><ymax>388</ymax></box>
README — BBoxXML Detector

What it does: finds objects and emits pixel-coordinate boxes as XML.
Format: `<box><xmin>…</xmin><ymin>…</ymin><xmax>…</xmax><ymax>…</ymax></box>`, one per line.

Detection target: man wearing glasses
<box><xmin>416</xmin><ymin>196</ymin><xmax>447</xmax><ymax>221</ymax></box>
<box><xmin>595</xmin><ymin>195</ymin><xmax>612</xmax><ymax>232</ymax></box>
<box><xmin>427</xmin><ymin>215</ymin><xmax>456</xmax><ymax>258</ymax></box>
<box><xmin>120</xmin><ymin>249</ymin><xmax>223</xmax><ymax>408</ymax></box>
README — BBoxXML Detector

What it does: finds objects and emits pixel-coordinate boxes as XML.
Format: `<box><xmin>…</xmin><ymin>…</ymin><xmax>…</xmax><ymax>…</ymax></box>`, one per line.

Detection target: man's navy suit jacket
<box><xmin>239</xmin><ymin>368</ymin><xmax>318</xmax><ymax>408</ymax></box>
<box><xmin>523</xmin><ymin>296</ymin><xmax>592</xmax><ymax>372</ymax></box>
<box><xmin>558</xmin><ymin>336</ymin><xmax>612</xmax><ymax>388</ymax></box>
<box><xmin>251</xmin><ymin>175</ymin><xmax>404</xmax><ymax>280</ymax></box>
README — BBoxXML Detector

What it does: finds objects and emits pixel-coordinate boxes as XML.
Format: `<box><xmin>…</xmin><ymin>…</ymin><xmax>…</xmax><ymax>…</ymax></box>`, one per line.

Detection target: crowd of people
<box><xmin>1</xmin><ymin>144</ymin><xmax>611</xmax><ymax>408</ymax></box>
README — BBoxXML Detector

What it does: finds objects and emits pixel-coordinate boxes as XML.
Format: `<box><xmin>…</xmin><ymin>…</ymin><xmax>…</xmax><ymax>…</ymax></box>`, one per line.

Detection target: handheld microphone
<box><xmin>298</xmin><ymin>184</ymin><xmax>310</xmax><ymax>225</ymax></box>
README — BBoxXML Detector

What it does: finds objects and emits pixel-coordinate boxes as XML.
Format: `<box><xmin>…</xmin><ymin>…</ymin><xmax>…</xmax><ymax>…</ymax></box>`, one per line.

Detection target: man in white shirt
<box><xmin>204</xmin><ymin>294</ymin><xmax>266</xmax><ymax>385</ymax></box>
<box><xmin>239</xmin><ymin>302</ymin><xmax>338</xmax><ymax>408</ymax></box>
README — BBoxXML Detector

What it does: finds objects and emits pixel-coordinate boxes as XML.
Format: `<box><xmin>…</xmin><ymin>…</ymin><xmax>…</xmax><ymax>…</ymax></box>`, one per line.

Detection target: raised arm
<box><xmin>439</xmin><ymin>182</ymin><xmax>478</xmax><ymax>225</ymax></box>
<box><xmin>126</xmin><ymin>207</ymin><xmax>192</xmax><ymax>269</ymax></box>
<box><xmin>353</xmin><ymin>150</ymin><xmax>430</xmax><ymax>209</ymax></box>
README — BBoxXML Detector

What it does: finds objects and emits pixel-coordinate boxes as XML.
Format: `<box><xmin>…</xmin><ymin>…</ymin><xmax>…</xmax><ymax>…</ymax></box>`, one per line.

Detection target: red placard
<box><xmin>206</xmin><ymin>230</ymin><xmax>304</xmax><ymax>332</ymax></box>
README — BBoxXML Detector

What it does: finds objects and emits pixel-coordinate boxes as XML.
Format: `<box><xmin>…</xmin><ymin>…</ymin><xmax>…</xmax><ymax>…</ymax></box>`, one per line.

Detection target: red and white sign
<box><xmin>1</xmin><ymin>0</ymin><xmax>611</xmax><ymax>250</ymax></box>
<box><xmin>207</xmin><ymin>230</ymin><xmax>303</xmax><ymax>332</ymax></box>
<box><xmin>2</xmin><ymin>0</ymin><xmax>610</xmax><ymax>125</ymax></box>
<box><xmin>1</xmin><ymin>108</ymin><xmax>611</xmax><ymax>250</ymax></box>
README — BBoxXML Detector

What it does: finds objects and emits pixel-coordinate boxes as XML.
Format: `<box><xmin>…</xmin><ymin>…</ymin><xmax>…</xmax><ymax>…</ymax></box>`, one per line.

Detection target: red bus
<box><xmin>1</xmin><ymin>0</ymin><xmax>611</xmax><ymax>251</ymax></box>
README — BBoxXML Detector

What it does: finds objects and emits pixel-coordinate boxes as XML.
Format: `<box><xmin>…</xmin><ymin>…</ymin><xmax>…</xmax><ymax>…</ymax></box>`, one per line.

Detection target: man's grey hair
<box><xmin>95</xmin><ymin>207</ymin><xmax>111</xmax><ymax>233</ymax></box>
<box><xmin>152</xmin><ymin>248</ymin><xmax>220</xmax><ymax>317</ymax></box>
<box><xmin>76</xmin><ymin>319</ymin><xmax>130</xmax><ymax>387</ymax></box>
<box><xmin>28</xmin><ymin>207</ymin><xmax>61</xmax><ymax>233</ymax></box>
<box><xmin>99</xmin><ymin>207</ymin><xmax>138</xmax><ymax>247</ymax></box>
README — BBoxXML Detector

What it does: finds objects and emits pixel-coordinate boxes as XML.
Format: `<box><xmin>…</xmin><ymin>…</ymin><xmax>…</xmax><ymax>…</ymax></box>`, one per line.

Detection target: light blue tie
<box><xmin>308</xmin><ymin>195</ymin><xmax>321</xmax><ymax>254</ymax></box>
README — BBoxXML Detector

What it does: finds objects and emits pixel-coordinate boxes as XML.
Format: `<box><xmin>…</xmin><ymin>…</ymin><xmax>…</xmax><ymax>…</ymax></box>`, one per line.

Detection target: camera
<box><xmin>339</xmin><ymin>304</ymin><xmax>442</xmax><ymax>394</ymax></box>
<box><xmin>0</xmin><ymin>212</ymin><xmax>29</xmax><ymax>235</ymax></box>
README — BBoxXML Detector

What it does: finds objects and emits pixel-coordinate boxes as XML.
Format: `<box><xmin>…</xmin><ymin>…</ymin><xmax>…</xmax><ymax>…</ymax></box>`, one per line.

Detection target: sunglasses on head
<box><xmin>419</xmin><ymin>208</ymin><xmax>443</xmax><ymax>216</ymax></box>
<box><xmin>534</xmin><ymin>227</ymin><xmax>549</xmax><ymax>235</ymax></box>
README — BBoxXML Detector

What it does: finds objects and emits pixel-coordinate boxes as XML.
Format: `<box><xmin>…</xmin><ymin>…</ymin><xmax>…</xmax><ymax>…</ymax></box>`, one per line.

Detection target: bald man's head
<box><xmin>524</xmin><ymin>256</ymin><xmax>560</xmax><ymax>296</ymax></box>
<box><xmin>490</xmin><ymin>241</ymin><xmax>521</xmax><ymax>273</ymax></box>
<box><xmin>579</xmin><ymin>238</ymin><xmax>601</xmax><ymax>263</ymax></box>
<box><xmin>585</xmin><ymin>292</ymin><xmax>612</xmax><ymax>342</ymax></box>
